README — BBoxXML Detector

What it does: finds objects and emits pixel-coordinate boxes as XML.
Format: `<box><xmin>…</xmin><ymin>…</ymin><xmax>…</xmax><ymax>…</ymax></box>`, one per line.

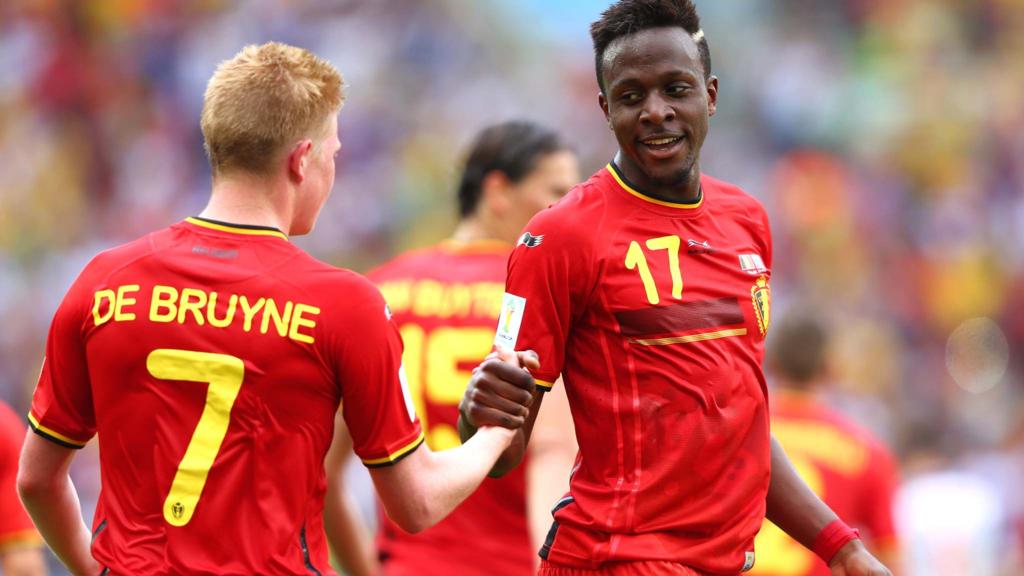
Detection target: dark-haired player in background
<box><xmin>752</xmin><ymin>317</ymin><xmax>900</xmax><ymax>576</ymax></box>
<box><xmin>0</xmin><ymin>400</ymin><xmax>46</xmax><ymax>576</ymax></box>
<box><xmin>324</xmin><ymin>120</ymin><xmax>579</xmax><ymax>576</ymax></box>
<box><xmin>459</xmin><ymin>1</ymin><xmax>892</xmax><ymax>575</ymax></box>
<box><xmin>16</xmin><ymin>42</ymin><xmax>534</xmax><ymax>575</ymax></box>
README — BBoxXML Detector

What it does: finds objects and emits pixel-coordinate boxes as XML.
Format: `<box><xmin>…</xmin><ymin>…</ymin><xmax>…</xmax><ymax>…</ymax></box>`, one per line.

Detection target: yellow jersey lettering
<box><xmin>206</xmin><ymin>292</ymin><xmax>238</xmax><ymax>329</ymax></box>
<box><xmin>177</xmin><ymin>288</ymin><xmax>208</xmax><ymax>326</ymax></box>
<box><xmin>412</xmin><ymin>280</ymin><xmax>442</xmax><ymax>317</ymax></box>
<box><xmin>114</xmin><ymin>284</ymin><xmax>140</xmax><ymax>322</ymax></box>
<box><xmin>92</xmin><ymin>289</ymin><xmax>117</xmax><ymax>326</ymax></box>
<box><xmin>288</xmin><ymin>304</ymin><xmax>319</xmax><ymax>344</ymax></box>
<box><xmin>380</xmin><ymin>281</ymin><xmax>411</xmax><ymax>315</ymax></box>
<box><xmin>150</xmin><ymin>286</ymin><xmax>179</xmax><ymax>323</ymax></box>
<box><xmin>260</xmin><ymin>299</ymin><xmax>293</xmax><ymax>337</ymax></box>
<box><xmin>239</xmin><ymin>296</ymin><xmax>266</xmax><ymax>332</ymax></box>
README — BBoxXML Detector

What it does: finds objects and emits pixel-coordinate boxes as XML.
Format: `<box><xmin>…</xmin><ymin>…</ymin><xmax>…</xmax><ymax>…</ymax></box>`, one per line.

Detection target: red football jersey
<box><xmin>29</xmin><ymin>217</ymin><xmax>422</xmax><ymax>575</ymax></box>
<box><xmin>369</xmin><ymin>239</ymin><xmax>534</xmax><ymax>576</ymax></box>
<box><xmin>499</xmin><ymin>164</ymin><xmax>773</xmax><ymax>573</ymax></box>
<box><xmin>0</xmin><ymin>401</ymin><xmax>41</xmax><ymax>552</ymax></box>
<box><xmin>750</xmin><ymin>392</ymin><xmax>899</xmax><ymax>576</ymax></box>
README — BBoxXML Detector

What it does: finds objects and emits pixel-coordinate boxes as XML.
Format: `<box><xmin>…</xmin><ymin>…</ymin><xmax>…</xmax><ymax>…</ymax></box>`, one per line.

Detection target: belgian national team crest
<box><xmin>751</xmin><ymin>275</ymin><xmax>771</xmax><ymax>335</ymax></box>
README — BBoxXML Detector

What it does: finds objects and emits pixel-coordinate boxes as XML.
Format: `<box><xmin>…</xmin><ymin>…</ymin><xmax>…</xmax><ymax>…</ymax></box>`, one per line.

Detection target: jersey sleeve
<box><xmin>29</xmin><ymin>274</ymin><xmax>96</xmax><ymax>449</ymax></box>
<box><xmin>0</xmin><ymin>405</ymin><xmax>40</xmax><ymax>550</ymax></box>
<box><xmin>331</xmin><ymin>279</ymin><xmax>424</xmax><ymax>467</ymax></box>
<box><xmin>498</xmin><ymin>204</ymin><xmax>595</xmax><ymax>390</ymax></box>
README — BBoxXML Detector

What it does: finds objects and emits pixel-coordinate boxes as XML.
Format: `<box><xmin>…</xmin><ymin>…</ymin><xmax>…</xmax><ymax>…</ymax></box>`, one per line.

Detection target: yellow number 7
<box><xmin>625</xmin><ymin>235</ymin><xmax>682</xmax><ymax>305</ymax></box>
<box><xmin>146</xmin><ymin>349</ymin><xmax>245</xmax><ymax>527</ymax></box>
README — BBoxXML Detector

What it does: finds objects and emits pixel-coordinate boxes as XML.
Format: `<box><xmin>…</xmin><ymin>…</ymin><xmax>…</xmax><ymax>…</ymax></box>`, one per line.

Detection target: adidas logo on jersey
<box><xmin>687</xmin><ymin>239</ymin><xmax>714</xmax><ymax>254</ymax></box>
<box><xmin>517</xmin><ymin>232</ymin><xmax>544</xmax><ymax>248</ymax></box>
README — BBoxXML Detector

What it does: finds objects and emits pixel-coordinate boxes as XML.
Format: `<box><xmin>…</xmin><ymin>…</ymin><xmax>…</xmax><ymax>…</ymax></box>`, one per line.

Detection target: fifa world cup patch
<box><xmin>750</xmin><ymin>275</ymin><xmax>771</xmax><ymax>335</ymax></box>
<box><xmin>742</xmin><ymin>550</ymin><xmax>756</xmax><ymax>571</ymax></box>
<box><xmin>494</xmin><ymin>293</ymin><xmax>527</xmax><ymax>349</ymax></box>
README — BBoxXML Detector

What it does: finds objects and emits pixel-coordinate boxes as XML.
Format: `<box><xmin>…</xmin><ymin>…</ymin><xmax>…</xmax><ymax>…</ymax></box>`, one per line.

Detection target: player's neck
<box><xmin>451</xmin><ymin>217</ymin><xmax>508</xmax><ymax>244</ymax></box>
<box><xmin>613</xmin><ymin>154</ymin><xmax>702</xmax><ymax>204</ymax></box>
<box><xmin>204</xmin><ymin>175</ymin><xmax>292</xmax><ymax>233</ymax></box>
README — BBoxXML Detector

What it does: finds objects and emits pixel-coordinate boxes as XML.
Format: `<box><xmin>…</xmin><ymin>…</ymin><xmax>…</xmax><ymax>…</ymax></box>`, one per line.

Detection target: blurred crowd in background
<box><xmin>1</xmin><ymin>0</ymin><xmax>1021</xmax><ymax>574</ymax></box>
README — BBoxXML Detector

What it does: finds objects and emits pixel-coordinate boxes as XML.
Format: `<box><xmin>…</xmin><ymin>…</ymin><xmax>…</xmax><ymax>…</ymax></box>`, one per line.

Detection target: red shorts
<box><xmin>537</xmin><ymin>560</ymin><xmax>705</xmax><ymax>576</ymax></box>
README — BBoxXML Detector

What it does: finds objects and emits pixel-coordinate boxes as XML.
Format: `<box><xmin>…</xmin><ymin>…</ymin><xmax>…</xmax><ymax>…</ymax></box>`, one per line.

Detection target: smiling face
<box><xmin>599</xmin><ymin>27</ymin><xmax>717</xmax><ymax>199</ymax></box>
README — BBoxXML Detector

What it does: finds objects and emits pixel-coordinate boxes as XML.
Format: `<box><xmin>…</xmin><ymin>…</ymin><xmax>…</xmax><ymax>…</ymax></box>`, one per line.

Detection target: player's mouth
<box><xmin>638</xmin><ymin>134</ymin><xmax>685</xmax><ymax>160</ymax></box>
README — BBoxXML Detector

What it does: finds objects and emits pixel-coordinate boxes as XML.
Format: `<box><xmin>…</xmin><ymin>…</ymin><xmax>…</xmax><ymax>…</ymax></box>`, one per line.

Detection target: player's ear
<box><xmin>287</xmin><ymin>139</ymin><xmax>314</xmax><ymax>183</ymax></box>
<box><xmin>706</xmin><ymin>75</ymin><xmax>719</xmax><ymax>118</ymax></box>
<box><xmin>482</xmin><ymin>170</ymin><xmax>512</xmax><ymax>215</ymax></box>
<box><xmin>598</xmin><ymin>91</ymin><xmax>611</xmax><ymax>128</ymax></box>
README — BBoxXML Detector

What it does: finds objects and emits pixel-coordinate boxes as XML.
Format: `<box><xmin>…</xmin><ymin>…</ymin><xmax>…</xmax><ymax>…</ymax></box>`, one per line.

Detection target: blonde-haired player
<box><xmin>18</xmin><ymin>42</ymin><xmax>534</xmax><ymax>575</ymax></box>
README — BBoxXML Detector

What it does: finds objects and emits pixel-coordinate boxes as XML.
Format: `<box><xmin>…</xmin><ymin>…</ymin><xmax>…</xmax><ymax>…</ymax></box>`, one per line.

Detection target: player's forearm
<box><xmin>764</xmin><ymin>435</ymin><xmax>840</xmax><ymax>550</ymax></box>
<box><xmin>1</xmin><ymin>546</ymin><xmax>48</xmax><ymax>576</ymax></box>
<box><xmin>376</xmin><ymin>426</ymin><xmax>514</xmax><ymax>533</ymax></box>
<box><xmin>17</xmin><ymin>474</ymin><xmax>96</xmax><ymax>575</ymax></box>
<box><xmin>323</xmin><ymin>484</ymin><xmax>378</xmax><ymax>576</ymax></box>
<box><xmin>458</xmin><ymin>388</ymin><xmax>544</xmax><ymax>477</ymax></box>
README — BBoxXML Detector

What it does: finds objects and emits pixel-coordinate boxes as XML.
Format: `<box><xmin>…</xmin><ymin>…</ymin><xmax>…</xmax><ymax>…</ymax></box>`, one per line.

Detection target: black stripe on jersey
<box><xmin>614</xmin><ymin>297</ymin><xmax>744</xmax><ymax>337</ymax></box>
<box><xmin>300</xmin><ymin>525</ymin><xmax>322</xmax><ymax>576</ymax></box>
<box><xmin>538</xmin><ymin>496</ymin><xmax>575</xmax><ymax>561</ymax></box>
<box><xmin>26</xmin><ymin>419</ymin><xmax>86</xmax><ymax>450</ymax></box>
<box><xmin>91</xmin><ymin>519</ymin><xmax>108</xmax><ymax>543</ymax></box>
<box><xmin>190</xmin><ymin>216</ymin><xmax>285</xmax><ymax>234</ymax></box>
<box><xmin>363</xmin><ymin>436</ymin><xmax>425</xmax><ymax>468</ymax></box>
<box><xmin>99</xmin><ymin>568</ymin><xmax>110</xmax><ymax>575</ymax></box>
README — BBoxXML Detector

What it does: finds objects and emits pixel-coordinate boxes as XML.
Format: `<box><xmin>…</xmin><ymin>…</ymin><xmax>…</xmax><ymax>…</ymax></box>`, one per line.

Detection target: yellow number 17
<box><xmin>146</xmin><ymin>349</ymin><xmax>245</xmax><ymax>527</ymax></box>
<box><xmin>625</xmin><ymin>235</ymin><xmax>682</xmax><ymax>305</ymax></box>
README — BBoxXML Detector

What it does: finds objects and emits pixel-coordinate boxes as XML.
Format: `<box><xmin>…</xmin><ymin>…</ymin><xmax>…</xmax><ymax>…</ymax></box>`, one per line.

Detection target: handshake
<box><xmin>457</xmin><ymin>348</ymin><xmax>542</xmax><ymax>473</ymax></box>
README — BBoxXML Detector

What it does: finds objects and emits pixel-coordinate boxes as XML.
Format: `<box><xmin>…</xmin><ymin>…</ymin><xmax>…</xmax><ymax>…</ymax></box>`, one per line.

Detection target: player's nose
<box><xmin>640</xmin><ymin>93</ymin><xmax>675</xmax><ymax>124</ymax></box>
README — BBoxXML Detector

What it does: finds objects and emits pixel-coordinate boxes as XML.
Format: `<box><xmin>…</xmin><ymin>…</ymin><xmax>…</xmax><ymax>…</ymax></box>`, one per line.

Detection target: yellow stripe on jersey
<box><xmin>535</xmin><ymin>379</ymin><xmax>555</xmax><ymax>391</ymax></box>
<box><xmin>185</xmin><ymin>217</ymin><xmax>289</xmax><ymax>241</ymax></box>
<box><xmin>0</xmin><ymin>529</ymin><xmax>43</xmax><ymax>552</ymax></box>
<box><xmin>27</xmin><ymin>413</ymin><xmax>89</xmax><ymax>448</ymax></box>
<box><xmin>362</xmin><ymin>432</ymin><xmax>426</xmax><ymax>467</ymax></box>
<box><xmin>607</xmin><ymin>164</ymin><xmax>704</xmax><ymax>210</ymax></box>
<box><xmin>630</xmin><ymin>328</ymin><xmax>747</xmax><ymax>346</ymax></box>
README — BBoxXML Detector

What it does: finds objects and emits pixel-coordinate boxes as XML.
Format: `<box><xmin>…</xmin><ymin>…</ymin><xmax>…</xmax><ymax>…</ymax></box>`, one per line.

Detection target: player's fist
<box><xmin>459</xmin><ymin>347</ymin><xmax>539</xmax><ymax>430</ymax></box>
<box><xmin>829</xmin><ymin>540</ymin><xmax>892</xmax><ymax>576</ymax></box>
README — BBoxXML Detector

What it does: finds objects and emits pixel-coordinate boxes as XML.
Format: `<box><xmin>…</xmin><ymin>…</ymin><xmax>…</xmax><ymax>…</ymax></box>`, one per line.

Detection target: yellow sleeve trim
<box><xmin>0</xmin><ymin>530</ymin><xmax>43</xmax><ymax>552</ymax></box>
<box><xmin>362</xmin><ymin>431</ymin><xmax>425</xmax><ymax>467</ymax></box>
<box><xmin>27</xmin><ymin>413</ymin><xmax>89</xmax><ymax>448</ymax></box>
<box><xmin>535</xmin><ymin>379</ymin><xmax>555</xmax><ymax>391</ymax></box>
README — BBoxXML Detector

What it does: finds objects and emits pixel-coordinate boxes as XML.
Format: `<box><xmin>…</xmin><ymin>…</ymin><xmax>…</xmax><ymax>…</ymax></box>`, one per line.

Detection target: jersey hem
<box><xmin>26</xmin><ymin>413</ymin><xmax>89</xmax><ymax>449</ymax></box>
<box><xmin>363</xmin><ymin>432</ymin><xmax>425</xmax><ymax>468</ymax></box>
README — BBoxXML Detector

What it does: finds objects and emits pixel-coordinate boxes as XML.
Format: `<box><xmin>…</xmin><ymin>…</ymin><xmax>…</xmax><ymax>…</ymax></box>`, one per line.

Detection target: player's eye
<box><xmin>620</xmin><ymin>91</ymin><xmax>643</xmax><ymax>104</ymax></box>
<box><xmin>665</xmin><ymin>84</ymin><xmax>690</xmax><ymax>97</ymax></box>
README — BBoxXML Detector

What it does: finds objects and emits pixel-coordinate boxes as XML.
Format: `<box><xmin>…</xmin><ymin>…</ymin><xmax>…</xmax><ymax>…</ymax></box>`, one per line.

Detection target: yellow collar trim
<box><xmin>185</xmin><ymin>217</ymin><xmax>288</xmax><ymax>241</ymax></box>
<box><xmin>606</xmin><ymin>163</ymin><xmax>704</xmax><ymax>209</ymax></box>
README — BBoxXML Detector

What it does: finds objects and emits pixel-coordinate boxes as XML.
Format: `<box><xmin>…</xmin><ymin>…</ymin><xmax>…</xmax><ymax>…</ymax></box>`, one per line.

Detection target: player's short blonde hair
<box><xmin>201</xmin><ymin>42</ymin><xmax>345</xmax><ymax>176</ymax></box>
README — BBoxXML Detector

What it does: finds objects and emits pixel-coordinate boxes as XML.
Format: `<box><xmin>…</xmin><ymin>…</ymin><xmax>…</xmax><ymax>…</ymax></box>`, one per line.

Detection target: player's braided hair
<box><xmin>590</xmin><ymin>0</ymin><xmax>711</xmax><ymax>93</ymax></box>
<box><xmin>457</xmin><ymin>120</ymin><xmax>568</xmax><ymax>218</ymax></box>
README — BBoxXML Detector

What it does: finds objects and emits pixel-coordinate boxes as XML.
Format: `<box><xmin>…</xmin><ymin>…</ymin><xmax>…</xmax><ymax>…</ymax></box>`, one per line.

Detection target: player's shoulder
<box><xmin>72</xmin><ymin>229</ymin><xmax>168</xmax><ymax>290</ymax></box>
<box><xmin>702</xmin><ymin>173</ymin><xmax>768</xmax><ymax>217</ymax></box>
<box><xmin>366</xmin><ymin>244</ymin><xmax>445</xmax><ymax>283</ymax></box>
<box><xmin>522</xmin><ymin>170</ymin><xmax>612</xmax><ymax>249</ymax></box>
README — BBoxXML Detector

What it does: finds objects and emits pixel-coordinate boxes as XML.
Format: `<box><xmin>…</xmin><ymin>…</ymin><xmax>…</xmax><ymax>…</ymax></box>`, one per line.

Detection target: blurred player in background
<box><xmin>16</xmin><ymin>42</ymin><xmax>535</xmax><ymax>575</ymax></box>
<box><xmin>460</xmin><ymin>1</ymin><xmax>892</xmax><ymax>575</ymax></box>
<box><xmin>324</xmin><ymin>120</ymin><xmax>579</xmax><ymax>576</ymax></box>
<box><xmin>751</xmin><ymin>317</ymin><xmax>900</xmax><ymax>576</ymax></box>
<box><xmin>0</xmin><ymin>401</ymin><xmax>46</xmax><ymax>576</ymax></box>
